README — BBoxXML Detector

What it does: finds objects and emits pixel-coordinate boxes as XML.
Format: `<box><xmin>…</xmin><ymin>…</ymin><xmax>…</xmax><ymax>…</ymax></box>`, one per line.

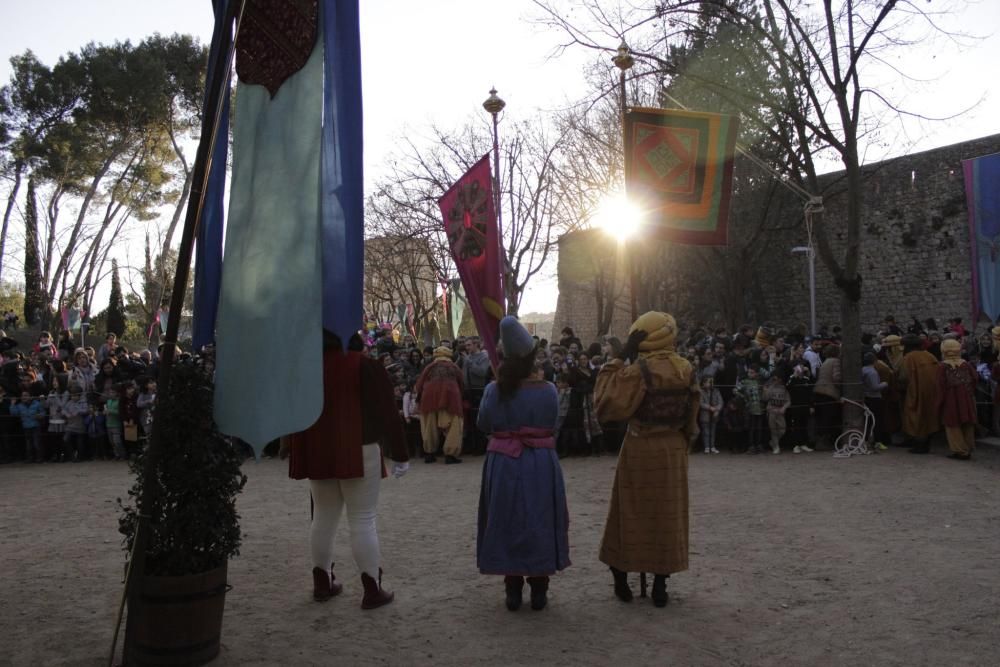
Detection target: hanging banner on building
<box><xmin>438</xmin><ymin>154</ymin><xmax>504</xmax><ymax>365</ymax></box>
<box><xmin>963</xmin><ymin>151</ymin><xmax>1000</xmax><ymax>321</ymax></box>
<box><xmin>624</xmin><ymin>107</ymin><xmax>738</xmax><ymax>246</ymax></box>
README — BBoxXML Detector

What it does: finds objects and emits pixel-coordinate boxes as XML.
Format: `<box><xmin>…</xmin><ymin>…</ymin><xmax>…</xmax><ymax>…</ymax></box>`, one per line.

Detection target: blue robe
<box><xmin>476</xmin><ymin>380</ymin><xmax>571</xmax><ymax>576</ymax></box>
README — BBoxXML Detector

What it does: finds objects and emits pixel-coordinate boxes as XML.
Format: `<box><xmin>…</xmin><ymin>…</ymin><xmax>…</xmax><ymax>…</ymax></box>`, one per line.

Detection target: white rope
<box><xmin>832</xmin><ymin>397</ymin><xmax>876</xmax><ymax>458</ymax></box>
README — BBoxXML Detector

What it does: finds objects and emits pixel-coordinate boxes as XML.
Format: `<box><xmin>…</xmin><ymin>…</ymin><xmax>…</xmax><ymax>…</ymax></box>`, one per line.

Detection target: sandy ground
<box><xmin>2</xmin><ymin>445</ymin><xmax>999</xmax><ymax>667</ymax></box>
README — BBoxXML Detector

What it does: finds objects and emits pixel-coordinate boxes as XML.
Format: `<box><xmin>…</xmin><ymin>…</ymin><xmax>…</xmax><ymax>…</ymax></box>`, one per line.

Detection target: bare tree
<box><xmin>368</xmin><ymin>115</ymin><xmax>574</xmax><ymax>317</ymax></box>
<box><xmin>534</xmin><ymin>0</ymin><xmax>973</xmax><ymax>411</ymax></box>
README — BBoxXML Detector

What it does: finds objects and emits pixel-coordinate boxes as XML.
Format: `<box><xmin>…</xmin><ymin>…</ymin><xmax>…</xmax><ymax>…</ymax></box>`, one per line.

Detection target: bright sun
<box><xmin>595</xmin><ymin>193</ymin><xmax>643</xmax><ymax>239</ymax></box>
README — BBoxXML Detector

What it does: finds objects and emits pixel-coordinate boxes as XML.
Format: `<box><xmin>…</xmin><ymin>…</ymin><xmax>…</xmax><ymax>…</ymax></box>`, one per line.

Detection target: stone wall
<box><xmin>554</xmin><ymin>134</ymin><xmax>1000</xmax><ymax>344</ymax></box>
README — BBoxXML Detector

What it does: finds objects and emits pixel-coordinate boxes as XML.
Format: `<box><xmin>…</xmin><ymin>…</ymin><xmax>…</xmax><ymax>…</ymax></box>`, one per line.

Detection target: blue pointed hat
<box><xmin>500</xmin><ymin>316</ymin><xmax>535</xmax><ymax>359</ymax></box>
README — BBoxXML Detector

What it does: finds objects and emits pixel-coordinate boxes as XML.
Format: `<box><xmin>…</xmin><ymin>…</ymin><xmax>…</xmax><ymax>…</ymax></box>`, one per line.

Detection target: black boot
<box><xmin>424</xmin><ymin>453</ymin><xmax>436</xmax><ymax>463</ymax></box>
<box><xmin>651</xmin><ymin>574</ymin><xmax>669</xmax><ymax>608</ymax></box>
<box><xmin>527</xmin><ymin>576</ymin><xmax>549</xmax><ymax>610</ymax></box>
<box><xmin>504</xmin><ymin>576</ymin><xmax>524</xmax><ymax>611</ymax></box>
<box><xmin>610</xmin><ymin>566</ymin><xmax>633</xmax><ymax>602</ymax></box>
<box><xmin>445</xmin><ymin>454</ymin><xmax>463</xmax><ymax>464</ymax></box>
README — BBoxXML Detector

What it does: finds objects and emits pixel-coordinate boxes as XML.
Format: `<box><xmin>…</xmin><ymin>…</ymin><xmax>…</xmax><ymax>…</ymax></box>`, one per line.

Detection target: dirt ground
<box><xmin>2</xmin><ymin>445</ymin><xmax>999</xmax><ymax>667</ymax></box>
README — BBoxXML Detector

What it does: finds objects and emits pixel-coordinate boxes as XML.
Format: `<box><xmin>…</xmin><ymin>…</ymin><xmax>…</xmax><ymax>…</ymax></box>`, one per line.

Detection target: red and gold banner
<box><xmin>438</xmin><ymin>155</ymin><xmax>504</xmax><ymax>365</ymax></box>
<box><xmin>625</xmin><ymin>107</ymin><xmax>739</xmax><ymax>246</ymax></box>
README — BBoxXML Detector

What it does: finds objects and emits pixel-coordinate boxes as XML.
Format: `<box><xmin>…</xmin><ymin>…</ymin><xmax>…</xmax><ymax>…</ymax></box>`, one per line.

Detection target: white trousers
<box><xmin>309</xmin><ymin>443</ymin><xmax>382</xmax><ymax>578</ymax></box>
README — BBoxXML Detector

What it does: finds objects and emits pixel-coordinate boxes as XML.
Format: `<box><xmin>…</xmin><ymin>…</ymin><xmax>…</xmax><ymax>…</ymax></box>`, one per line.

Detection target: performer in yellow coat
<box><xmin>594</xmin><ymin>311</ymin><xmax>700</xmax><ymax>608</ymax></box>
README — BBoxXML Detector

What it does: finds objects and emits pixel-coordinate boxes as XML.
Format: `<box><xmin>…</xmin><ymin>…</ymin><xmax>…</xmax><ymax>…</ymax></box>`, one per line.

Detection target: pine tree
<box><xmin>22</xmin><ymin>178</ymin><xmax>46</xmax><ymax>326</ymax></box>
<box><xmin>106</xmin><ymin>259</ymin><xmax>127</xmax><ymax>337</ymax></box>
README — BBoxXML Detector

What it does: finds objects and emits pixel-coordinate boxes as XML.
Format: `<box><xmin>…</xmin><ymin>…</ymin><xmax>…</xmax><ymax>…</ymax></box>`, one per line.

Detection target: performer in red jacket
<box><xmin>282</xmin><ymin>332</ymin><xmax>409</xmax><ymax>609</ymax></box>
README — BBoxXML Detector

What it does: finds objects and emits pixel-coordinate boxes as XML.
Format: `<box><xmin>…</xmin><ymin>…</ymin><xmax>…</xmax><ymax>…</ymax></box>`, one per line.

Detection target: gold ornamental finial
<box><xmin>483</xmin><ymin>87</ymin><xmax>506</xmax><ymax>115</ymax></box>
<box><xmin>613</xmin><ymin>40</ymin><xmax>634</xmax><ymax>71</ymax></box>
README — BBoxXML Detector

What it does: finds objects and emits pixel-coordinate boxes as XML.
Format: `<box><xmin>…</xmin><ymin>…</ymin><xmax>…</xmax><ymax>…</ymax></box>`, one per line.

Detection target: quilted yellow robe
<box><xmin>594</xmin><ymin>355</ymin><xmax>700</xmax><ymax>575</ymax></box>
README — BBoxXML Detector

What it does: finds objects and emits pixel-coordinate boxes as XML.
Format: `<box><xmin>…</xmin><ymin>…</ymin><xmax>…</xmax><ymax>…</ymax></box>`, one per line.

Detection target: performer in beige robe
<box><xmin>897</xmin><ymin>334</ymin><xmax>941</xmax><ymax>454</ymax></box>
<box><xmin>594</xmin><ymin>311</ymin><xmax>700</xmax><ymax>608</ymax></box>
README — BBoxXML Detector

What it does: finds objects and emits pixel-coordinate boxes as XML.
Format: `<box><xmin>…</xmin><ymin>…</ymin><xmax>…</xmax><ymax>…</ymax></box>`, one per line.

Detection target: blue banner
<box><xmin>963</xmin><ymin>152</ymin><xmax>1000</xmax><ymax>321</ymax></box>
<box><xmin>193</xmin><ymin>0</ymin><xmax>231</xmax><ymax>351</ymax></box>
<box><xmin>320</xmin><ymin>0</ymin><xmax>364</xmax><ymax>345</ymax></box>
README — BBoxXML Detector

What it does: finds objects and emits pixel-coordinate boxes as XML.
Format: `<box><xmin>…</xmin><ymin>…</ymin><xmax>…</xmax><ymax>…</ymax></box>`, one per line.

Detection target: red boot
<box><xmin>312</xmin><ymin>563</ymin><xmax>343</xmax><ymax>602</ymax></box>
<box><xmin>360</xmin><ymin>569</ymin><xmax>394</xmax><ymax>610</ymax></box>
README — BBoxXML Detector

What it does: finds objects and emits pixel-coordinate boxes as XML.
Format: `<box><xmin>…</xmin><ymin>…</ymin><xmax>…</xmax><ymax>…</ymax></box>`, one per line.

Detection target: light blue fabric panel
<box><xmin>213</xmin><ymin>40</ymin><xmax>324</xmax><ymax>454</ymax></box>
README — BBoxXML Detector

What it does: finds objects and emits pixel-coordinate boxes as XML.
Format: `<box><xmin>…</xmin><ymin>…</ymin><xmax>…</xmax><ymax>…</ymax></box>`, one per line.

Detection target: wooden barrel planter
<box><xmin>125</xmin><ymin>563</ymin><xmax>229</xmax><ymax>666</ymax></box>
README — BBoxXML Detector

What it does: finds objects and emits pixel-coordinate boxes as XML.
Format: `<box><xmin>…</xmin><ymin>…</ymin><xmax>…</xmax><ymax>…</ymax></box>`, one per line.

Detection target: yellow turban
<box><xmin>629</xmin><ymin>311</ymin><xmax>688</xmax><ymax>376</ymax></box>
<box><xmin>941</xmin><ymin>338</ymin><xmax>963</xmax><ymax>368</ymax></box>
<box><xmin>433</xmin><ymin>346</ymin><xmax>453</xmax><ymax>359</ymax></box>
<box><xmin>630</xmin><ymin>311</ymin><xmax>677</xmax><ymax>352</ymax></box>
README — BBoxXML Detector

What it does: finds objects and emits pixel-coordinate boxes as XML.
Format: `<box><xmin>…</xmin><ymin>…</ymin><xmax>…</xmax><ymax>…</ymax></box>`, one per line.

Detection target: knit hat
<box><xmin>500</xmin><ymin>316</ymin><xmax>535</xmax><ymax>359</ymax></box>
<box><xmin>433</xmin><ymin>346</ymin><xmax>452</xmax><ymax>360</ymax></box>
<box><xmin>941</xmin><ymin>338</ymin><xmax>963</xmax><ymax>367</ymax></box>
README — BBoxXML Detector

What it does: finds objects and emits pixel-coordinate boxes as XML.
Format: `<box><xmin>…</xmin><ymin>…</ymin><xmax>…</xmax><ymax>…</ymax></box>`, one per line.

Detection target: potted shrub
<box><xmin>118</xmin><ymin>354</ymin><xmax>247</xmax><ymax>666</ymax></box>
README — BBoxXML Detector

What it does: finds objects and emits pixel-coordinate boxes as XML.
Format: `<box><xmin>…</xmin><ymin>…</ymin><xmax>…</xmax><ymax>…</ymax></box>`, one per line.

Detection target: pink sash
<box><xmin>487</xmin><ymin>427</ymin><xmax>556</xmax><ymax>458</ymax></box>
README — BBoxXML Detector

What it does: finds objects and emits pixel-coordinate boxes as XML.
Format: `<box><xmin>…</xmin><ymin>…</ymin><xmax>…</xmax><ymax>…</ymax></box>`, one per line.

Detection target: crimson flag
<box><xmin>438</xmin><ymin>155</ymin><xmax>504</xmax><ymax>365</ymax></box>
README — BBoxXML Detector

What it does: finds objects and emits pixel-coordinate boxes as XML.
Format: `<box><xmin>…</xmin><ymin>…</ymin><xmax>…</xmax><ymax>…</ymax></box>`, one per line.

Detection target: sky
<box><xmin>1</xmin><ymin>0</ymin><xmax>999</xmax><ymax>316</ymax></box>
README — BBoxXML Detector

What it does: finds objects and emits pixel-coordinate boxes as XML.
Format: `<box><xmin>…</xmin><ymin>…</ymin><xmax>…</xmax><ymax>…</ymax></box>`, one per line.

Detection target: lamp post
<box><xmin>792</xmin><ymin>246</ymin><xmax>817</xmax><ymax>334</ymax></box>
<box><xmin>612</xmin><ymin>41</ymin><xmax>637</xmax><ymax>320</ymax></box>
<box><xmin>482</xmin><ymin>87</ymin><xmax>507</xmax><ymax>308</ymax></box>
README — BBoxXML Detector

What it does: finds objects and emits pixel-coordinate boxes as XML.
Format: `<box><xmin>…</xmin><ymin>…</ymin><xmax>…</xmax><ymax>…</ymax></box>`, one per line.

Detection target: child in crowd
<box><xmin>786</xmin><ymin>362</ymin><xmax>815</xmax><ymax>453</ymax></box>
<box><xmin>11</xmin><ymin>390</ymin><xmax>44</xmax><ymax>463</ymax></box>
<box><xmin>699</xmin><ymin>376</ymin><xmax>723</xmax><ymax>454</ymax></box>
<box><xmin>62</xmin><ymin>383</ymin><xmax>89</xmax><ymax>462</ymax></box>
<box><xmin>0</xmin><ymin>385</ymin><xmax>12</xmax><ymax>463</ymax></box>
<box><xmin>45</xmin><ymin>386</ymin><xmax>66</xmax><ymax>462</ymax></box>
<box><xmin>105</xmin><ymin>384</ymin><xmax>126</xmax><ymax>461</ymax></box>
<box><xmin>762</xmin><ymin>373</ymin><xmax>791</xmax><ymax>454</ymax></box>
<box><xmin>736</xmin><ymin>365</ymin><xmax>766</xmax><ymax>454</ymax></box>
<box><xmin>721</xmin><ymin>393</ymin><xmax>749</xmax><ymax>453</ymax></box>
<box><xmin>136</xmin><ymin>377</ymin><xmax>156</xmax><ymax>438</ymax></box>
<box><xmin>401</xmin><ymin>381</ymin><xmax>422</xmax><ymax>458</ymax></box>
<box><xmin>85</xmin><ymin>403</ymin><xmax>108</xmax><ymax>460</ymax></box>
<box><xmin>121</xmin><ymin>382</ymin><xmax>140</xmax><ymax>457</ymax></box>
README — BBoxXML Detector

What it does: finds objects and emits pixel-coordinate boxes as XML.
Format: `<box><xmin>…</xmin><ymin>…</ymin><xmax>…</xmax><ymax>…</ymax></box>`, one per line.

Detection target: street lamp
<box><xmin>791</xmin><ymin>246</ymin><xmax>817</xmax><ymax>334</ymax></box>
<box><xmin>482</xmin><ymin>87</ymin><xmax>507</xmax><ymax>308</ymax></box>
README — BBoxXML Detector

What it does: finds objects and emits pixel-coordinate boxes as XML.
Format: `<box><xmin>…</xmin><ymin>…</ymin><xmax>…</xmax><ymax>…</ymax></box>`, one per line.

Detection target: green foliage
<box><xmin>118</xmin><ymin>357</ymin><xmax>247</xmax><ymax>576</ymax></box>
<box><xmin>105</xmin><ymin>259</ymin><xmax>126</xmax><ymax>336</ymax></box>
<box><xmin>22</xmin><ymin>178</ymin><xmax>45</xmax><ymax>325</ymax></box>
<box><xmin>0</xmin><ymin>280</ymin><xmax>25</xmax><ymax>320</ymax></box>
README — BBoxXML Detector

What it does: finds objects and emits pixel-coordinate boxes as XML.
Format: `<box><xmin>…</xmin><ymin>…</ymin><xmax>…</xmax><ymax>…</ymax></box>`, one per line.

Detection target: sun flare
<box><xmin>595</xmin><ymin>193</ymin><xmax>643</xmax><ymax>240</ymax></box>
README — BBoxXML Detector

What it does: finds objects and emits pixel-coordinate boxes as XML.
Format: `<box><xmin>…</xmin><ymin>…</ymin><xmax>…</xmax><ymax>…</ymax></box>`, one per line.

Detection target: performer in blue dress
<box><xmin>477</xmin><ymin>316</ymin><xmax>571</xmax><ymax>611</ymax></box>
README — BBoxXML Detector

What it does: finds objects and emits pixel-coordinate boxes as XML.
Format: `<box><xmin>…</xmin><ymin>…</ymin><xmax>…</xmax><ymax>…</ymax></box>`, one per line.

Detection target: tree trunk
<box><xmin>0</xmin><ymin>161</ymin><xmax>25</xmax><ymax>282</ymax></box>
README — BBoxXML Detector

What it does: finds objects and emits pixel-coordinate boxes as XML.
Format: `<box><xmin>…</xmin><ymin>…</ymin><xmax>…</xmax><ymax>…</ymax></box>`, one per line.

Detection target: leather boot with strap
<box><xmin>312</xmin><ymin>562</ymin><xmax>343</xmax><ymax>602</ymax></box>
<box><xmin>360</xmin><ymin>569</ymin><xmax>394</xmax><ymax>610</ymax></box>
